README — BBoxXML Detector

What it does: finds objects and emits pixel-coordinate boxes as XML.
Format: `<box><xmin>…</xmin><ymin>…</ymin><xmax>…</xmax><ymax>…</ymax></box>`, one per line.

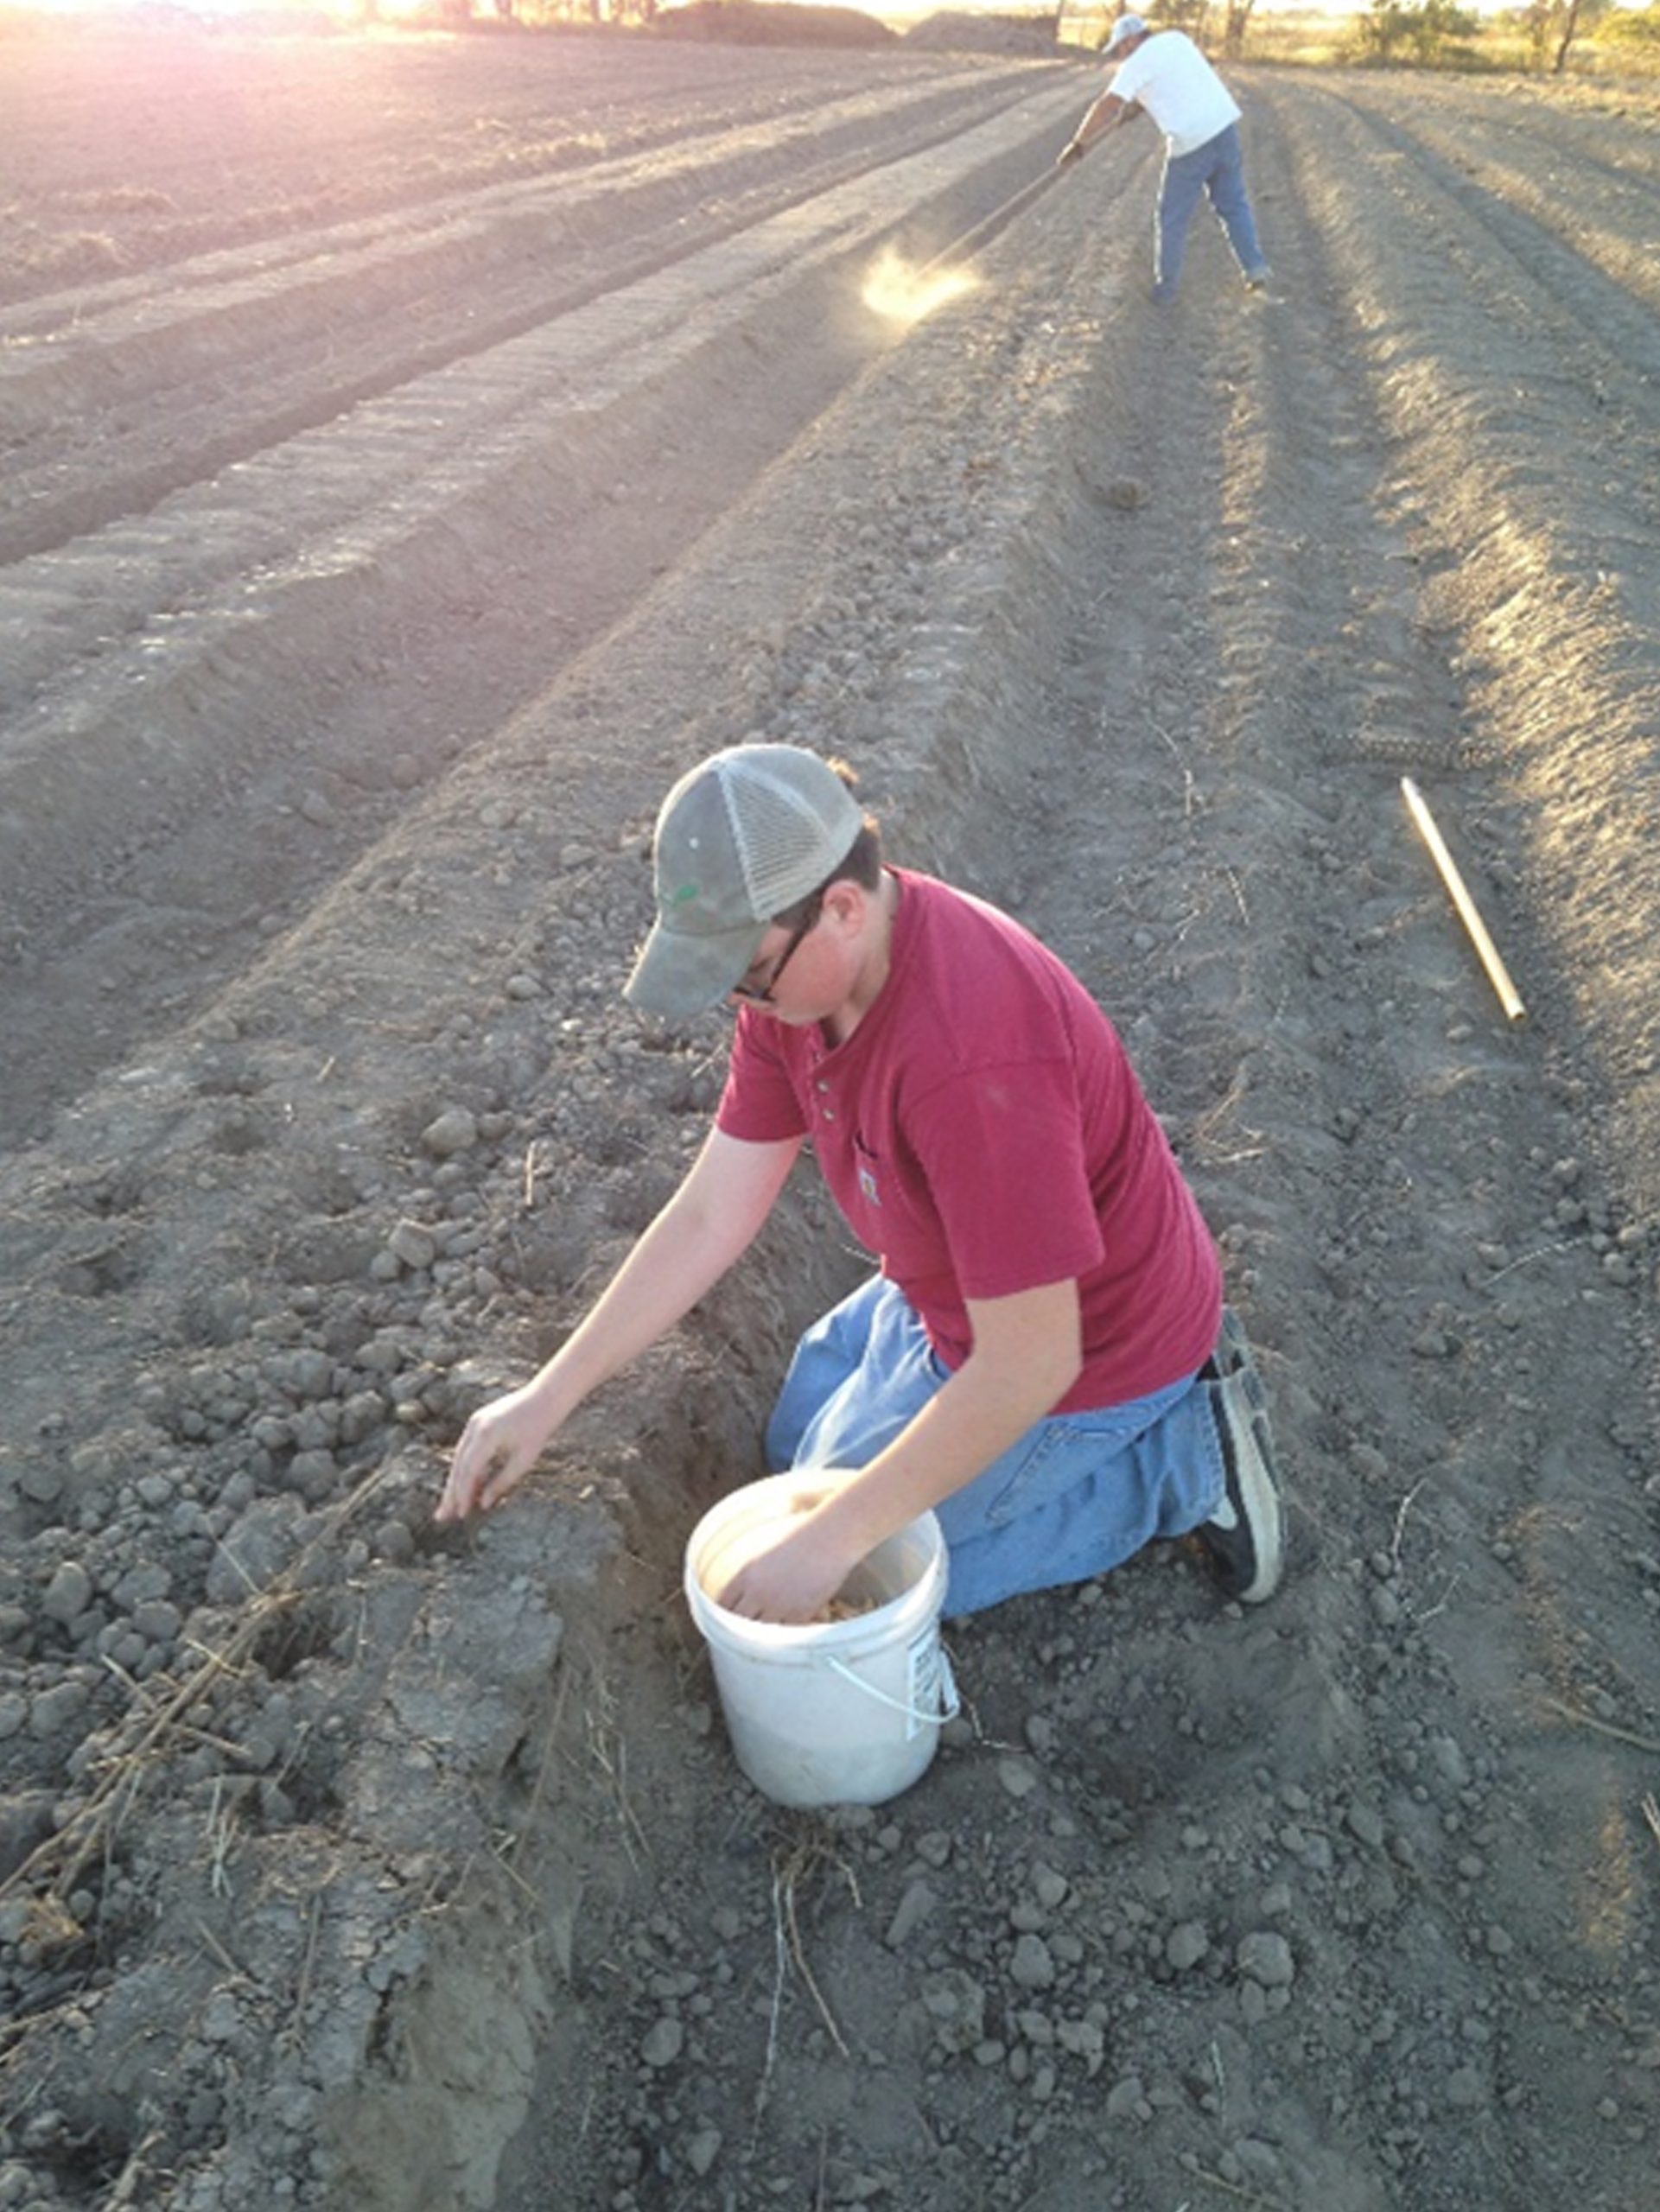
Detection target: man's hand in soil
<box><xmin>433</xmin><ymin>1134</ymin><xmax>804</xmax><ymax>1527</ymax></box>
<box><xmin>436</xmin><ymin>1382</ymin><xmax>558</xmax><ymax>1522</ymax></box>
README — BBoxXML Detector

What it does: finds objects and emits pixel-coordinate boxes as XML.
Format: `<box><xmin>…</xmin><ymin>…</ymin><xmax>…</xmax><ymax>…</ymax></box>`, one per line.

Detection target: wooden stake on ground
<box><xmin>1401</xmin><ymin>777</ymin><xmax>1527</xmax><ymax>1024</ymax></box>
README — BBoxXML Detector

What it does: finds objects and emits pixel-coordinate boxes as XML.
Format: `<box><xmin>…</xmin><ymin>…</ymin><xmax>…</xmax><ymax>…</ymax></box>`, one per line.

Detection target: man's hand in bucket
<box><xmin>716</xmin><ymin>1509</ymin><xmax>861</xmax><ymax>1626</ymax></box>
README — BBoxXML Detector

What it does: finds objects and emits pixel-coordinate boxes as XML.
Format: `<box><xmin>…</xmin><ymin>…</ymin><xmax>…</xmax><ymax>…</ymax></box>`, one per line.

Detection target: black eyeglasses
<box><xmin>729</xmin><ymin>895</ymin><xmax>822</xmax><ymax>1005</ymax></box>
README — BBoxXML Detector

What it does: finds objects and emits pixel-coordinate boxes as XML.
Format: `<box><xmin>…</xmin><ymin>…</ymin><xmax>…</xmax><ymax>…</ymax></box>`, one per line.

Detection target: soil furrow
<box><xmin>1269</xmin><ymin>77</ymin><xmax>1660</xmax><ymax>1205</ymax></box>
<box><xmin>1313</xmin><ymin>78</ymin><xmax>1660</xmax><ymax>340</ymax></box>
<box><xmin>1340</xmin><ymin>70</ymin><xmax>1660</xmax><ymax>188</ymax></box>
<box><xmin>0</xmin><ymin>70</ymin><xmax>1065</xmax><ymax>561</ymax></box>
<box><xmin>0</xmin><ymin>41</ymin><xmax>1047</xmax><ymax>301</ymax></box>
<box><xmin>0</xmin><ymin>89</ymin><xmax>1082</xmax><ymax>1144</ymax></box>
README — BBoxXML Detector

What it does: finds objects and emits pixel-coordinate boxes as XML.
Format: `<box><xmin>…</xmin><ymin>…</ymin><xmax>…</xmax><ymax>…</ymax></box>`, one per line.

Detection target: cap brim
<box><xmin>624</xmin><ymin>912</ymin><xmax>769</xmax><ymax>1016</ymax></box>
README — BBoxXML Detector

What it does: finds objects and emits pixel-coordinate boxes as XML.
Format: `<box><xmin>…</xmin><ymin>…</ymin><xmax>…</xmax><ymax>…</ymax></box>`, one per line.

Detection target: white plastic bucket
<box><xmin>684</xmin><ymin>1472</ymin><xmax>957</xmax><ymax>1808</ymax></box>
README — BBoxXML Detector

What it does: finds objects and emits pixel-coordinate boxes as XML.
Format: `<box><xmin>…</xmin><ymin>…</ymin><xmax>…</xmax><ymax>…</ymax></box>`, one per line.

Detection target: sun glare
<box><xmin>10</xmin><ymin>0</ymin><xmax>455</xmax><ymax>21</ymax></box>
<box><xmin>860</xmin><ymin>245</ymin><xmax>976</xmax><ymax>330</ymax></box>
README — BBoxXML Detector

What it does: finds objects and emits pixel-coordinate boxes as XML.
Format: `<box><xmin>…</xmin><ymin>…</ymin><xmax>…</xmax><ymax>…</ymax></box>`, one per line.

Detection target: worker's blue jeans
<box><xmin>1154</xmin><ymin>123</ymin><xmax>1267</xmax><ymax>299</ymax></box>
<box><xmin>765</xmin><ymin>1274</ymin><xmax>1225</xmax><ymax>1617</ymax></box>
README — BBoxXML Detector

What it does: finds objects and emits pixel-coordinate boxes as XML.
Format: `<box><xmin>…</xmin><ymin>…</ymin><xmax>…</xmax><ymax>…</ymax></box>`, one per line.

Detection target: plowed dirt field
<box><xmin>2</xmin><ymin>25</ymin><xmax>1658</xmax><ymax>2212</ymax></box>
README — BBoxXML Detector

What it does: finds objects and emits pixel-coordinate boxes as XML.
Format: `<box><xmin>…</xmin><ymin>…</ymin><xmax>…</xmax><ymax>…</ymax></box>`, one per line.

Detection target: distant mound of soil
<box><xmin>655</xmin><ymin>0</ymin><xmax>896</xmax><ymax>45</ymax></box>
<box><xmin>903</xmin><ymin>8</ymin><xmax>1061</xmax><ymax>54</ymax></box>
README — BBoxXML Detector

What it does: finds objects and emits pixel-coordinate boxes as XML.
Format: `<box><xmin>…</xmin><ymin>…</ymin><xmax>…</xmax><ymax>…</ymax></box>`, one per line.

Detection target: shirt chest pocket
<box><xmin>845</xmin><ymin>1132</ymin><xmax>948</xmax><ymax>1273</ymax></box>
<box><xmin>851</xmin><ymin>1132</ymin><xmax>884</xmax><ymax>1214</ymax></box>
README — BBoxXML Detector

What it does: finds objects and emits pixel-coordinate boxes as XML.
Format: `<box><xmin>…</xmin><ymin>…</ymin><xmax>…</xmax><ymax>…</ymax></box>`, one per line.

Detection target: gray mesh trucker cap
<box><xmin>1103</xmin><ymin>13</ymin><xmax>1146</xmax><ymax>56</ymax></box>
<box><xmin>624</xmin><ymin>745</ymin><xmax>864</xmax><ymax>1015</ymax></box>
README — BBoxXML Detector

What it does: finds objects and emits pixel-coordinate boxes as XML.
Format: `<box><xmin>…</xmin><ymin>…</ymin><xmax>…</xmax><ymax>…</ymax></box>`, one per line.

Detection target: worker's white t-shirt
<box><xmin>1111</xmin><ymin>30</ymin><xmax>1241</xmax><ymax>158</ymax></box>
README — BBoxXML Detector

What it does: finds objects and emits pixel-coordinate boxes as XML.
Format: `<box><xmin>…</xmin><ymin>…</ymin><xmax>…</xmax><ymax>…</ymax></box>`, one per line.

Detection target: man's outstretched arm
<box><xmin>1059</xmin><ymin>92</ymin><xmax>1142</xmax><ymax>164</ymax></box>
<box><xmin>437</xmin><ymin>1125</ymin><xmax>802</xmax><ymax>1521</ymax></box>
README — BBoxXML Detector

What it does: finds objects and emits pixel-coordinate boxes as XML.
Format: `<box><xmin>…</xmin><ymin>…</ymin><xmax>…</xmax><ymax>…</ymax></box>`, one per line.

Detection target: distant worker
<box><xmin>1059</xmin><ymin>13</ymin><xmax>1271</xmax><ymax>306</ymax></box>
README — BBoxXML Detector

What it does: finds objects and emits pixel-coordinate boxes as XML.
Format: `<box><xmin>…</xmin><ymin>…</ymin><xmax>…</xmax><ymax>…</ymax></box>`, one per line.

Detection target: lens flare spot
<box><xmin>860</xmin><ymin>246</ymin><xmax>978</xmax><ymax>330</ymax></box>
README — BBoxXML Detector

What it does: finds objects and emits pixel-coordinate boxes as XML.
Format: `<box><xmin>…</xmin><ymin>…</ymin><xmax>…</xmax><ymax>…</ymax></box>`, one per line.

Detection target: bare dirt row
<box><xmin>1</xmin><ymin>35</ymin><xmax>1657</xmax><ymax>2212</ymax></box>
<box><xmin>0</xmin><ymin>36</ymin><xmax>1084</xmax><ymax>1142</ymax></box>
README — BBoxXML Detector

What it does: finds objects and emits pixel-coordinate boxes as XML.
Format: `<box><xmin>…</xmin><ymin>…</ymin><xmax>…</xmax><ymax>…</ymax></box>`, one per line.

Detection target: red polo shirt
<box><xmin>716</xmin><ymin>870</ymin><xmax>1222</xmax><ymax>1411</ymax></box>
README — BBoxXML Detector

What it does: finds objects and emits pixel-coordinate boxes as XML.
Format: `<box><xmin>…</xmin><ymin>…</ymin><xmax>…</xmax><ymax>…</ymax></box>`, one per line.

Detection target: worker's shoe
<box><xmin>1207</xmin><ymin>1304</ymin><xmax>1267</xmax><ymax>1407</ymax></box>
<box><xmin>1243</xmin><ymin>265</ymin><xmax>1274</xmax><ymax>294</ymax></box>
<box><xmin>1194</xmin><ymin>1314</ymin><xmax>1284</xmax><ymax>1605</ymax></box>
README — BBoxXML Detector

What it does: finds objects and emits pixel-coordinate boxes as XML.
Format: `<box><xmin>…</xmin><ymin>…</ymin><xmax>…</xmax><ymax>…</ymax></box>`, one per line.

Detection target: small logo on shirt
<box><xmin>857</xmin><ymin>1163</ymin><xmax>881</xmax><ymax>1208</ymax></box>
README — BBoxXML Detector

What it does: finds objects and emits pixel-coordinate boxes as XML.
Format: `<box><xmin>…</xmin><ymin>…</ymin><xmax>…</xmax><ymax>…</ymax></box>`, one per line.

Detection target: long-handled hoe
<box><xmin>863</xmin><ymin>151</ymin><xmax>1072</xmax><ymax>326</ymax></box>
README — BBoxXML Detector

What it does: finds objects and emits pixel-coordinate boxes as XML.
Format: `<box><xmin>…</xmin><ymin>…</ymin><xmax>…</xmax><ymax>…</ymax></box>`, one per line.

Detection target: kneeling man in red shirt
<box><xmin>437</xmin><ymin>745</ymin><xmax>1284</xmax><ymax>1624</ymax></box>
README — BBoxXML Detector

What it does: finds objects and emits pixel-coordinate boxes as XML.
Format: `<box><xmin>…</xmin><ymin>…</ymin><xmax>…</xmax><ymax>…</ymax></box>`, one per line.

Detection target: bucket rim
<box><xmin>684</xmin><ymin>1478</ymin><xmax>946</xmax><ymax>1657</ymax></box>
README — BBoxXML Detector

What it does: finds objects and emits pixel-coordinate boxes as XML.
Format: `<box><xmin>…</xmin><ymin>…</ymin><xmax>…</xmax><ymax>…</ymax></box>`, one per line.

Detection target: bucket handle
<box><xmin>826</xmin><ymin>1649</ymin><xmax>960</xmax><ymax>1731</ymax></box>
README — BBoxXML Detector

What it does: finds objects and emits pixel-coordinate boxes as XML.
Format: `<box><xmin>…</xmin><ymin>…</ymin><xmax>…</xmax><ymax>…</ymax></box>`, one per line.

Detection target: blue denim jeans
<box><xmin>1154</xmin><ymin>122</ymin><xmax>1267</xmax><ymax>299</ymax></box>
<box><xmin>765</xmin><ymin>1275</ymin><xmax>1225</xmax><ymax>1616</ymax></box>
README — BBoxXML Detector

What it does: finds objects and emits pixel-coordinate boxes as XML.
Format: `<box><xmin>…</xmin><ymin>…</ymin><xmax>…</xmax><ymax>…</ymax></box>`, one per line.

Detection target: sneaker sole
<box><xmin>1216</xmin><ymin>1376</ymin><xmax>1284</xmax><ymax>1605</ymax></box>
<box><xmin>1213</xmin><ymin>1306</ymin><xmax>1269</xmax><ymax>1414</ymax></box>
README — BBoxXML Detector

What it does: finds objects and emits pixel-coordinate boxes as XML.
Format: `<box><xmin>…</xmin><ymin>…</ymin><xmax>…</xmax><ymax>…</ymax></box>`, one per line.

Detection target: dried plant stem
<box><xmin>1540</xmin><ymin>1695</ymin><xmax>1660</xmax><ymax>1756</ymax></box>
<box><xmin>194</xmin><ymin>1918</ymin><xmax>249</xmax><ymax>1981</ymax></box>
<box><xmin>284</xmin><ymin>1890</ymin><xmax>325</xmax><ymax>2052</ymax></box>
<box><xmin>105</xmin><ymin>2130</ymin><xmax>164</xmax><ymax>2209</ymax></box>
<box><xmin>1148</xmin><ymin>719</ymin><xmax>1196</xmax><ymax>815</ymax></box>
<box><xmin>0</xmin><ymin>1456</ymin><xmax>403</xmax><ymax>1922</ymax></box>
<box><xmin>753</xmin><ymin>1866</ymin><xmax>789</xmax><ymax>2134</ymax></box>
<box><xmin>1390</xmin><ymin>1478</ymin><xmax>1428</xmax><ymax>1573</ymax></box>
<box><xmin>784</xmin><ymin>1868</ymin><xmax>849</xmax><ymax>2059</ymax></box>
<box><xmin>1180</xmin><ymin>2159</ymin><xmax>1289</xmax><ymax>2209</ymax></box>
